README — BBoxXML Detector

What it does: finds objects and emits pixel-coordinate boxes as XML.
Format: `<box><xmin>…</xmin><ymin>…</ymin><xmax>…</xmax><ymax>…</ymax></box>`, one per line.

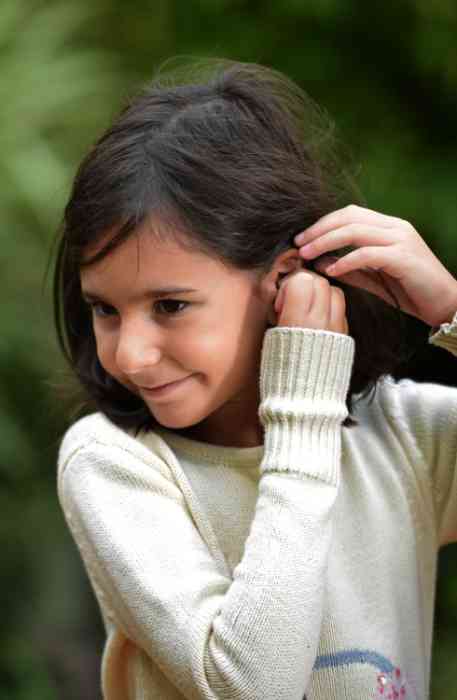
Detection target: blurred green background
<box><xmin>2</xmin><ymin>0</ymin><xmax>457</xmax><ymax>698</ymax></box>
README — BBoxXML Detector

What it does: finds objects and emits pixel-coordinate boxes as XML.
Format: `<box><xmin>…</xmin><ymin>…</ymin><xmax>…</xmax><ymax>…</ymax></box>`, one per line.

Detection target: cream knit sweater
<box><xmin>57</xmin><ymin>312</ymin><xmax>457</xmax><ymax>700</ymax></box>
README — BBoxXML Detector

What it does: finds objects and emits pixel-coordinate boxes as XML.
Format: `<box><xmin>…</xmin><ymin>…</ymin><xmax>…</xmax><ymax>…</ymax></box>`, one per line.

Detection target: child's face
<box><xmin>80</xmin><ymin>224</ymin><xmax>272</xmax><ymax>447</ymax></box>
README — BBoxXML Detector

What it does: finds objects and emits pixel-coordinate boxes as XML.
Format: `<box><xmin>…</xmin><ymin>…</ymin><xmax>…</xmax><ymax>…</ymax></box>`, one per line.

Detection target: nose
<box><xmin>115</xmin><ymin>317</ymin><xmax>162</xmax><ymax>377</ymax></box>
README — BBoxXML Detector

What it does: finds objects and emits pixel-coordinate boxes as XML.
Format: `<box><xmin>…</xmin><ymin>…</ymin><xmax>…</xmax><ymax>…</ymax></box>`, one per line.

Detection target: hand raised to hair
<box><xmin>294</xmin><ymin>204</ymin><xmax>457</xmax><ymax>329</ymax></box>
<box><xmin>273</xmin><ymin>267</ymin><xmax>349</xmax><ymax>335</ymax></box>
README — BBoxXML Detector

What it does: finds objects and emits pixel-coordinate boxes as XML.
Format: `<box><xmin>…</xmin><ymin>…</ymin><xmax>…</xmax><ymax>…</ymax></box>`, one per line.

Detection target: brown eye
<box><xmin>154</xmin><ymin>300</ymin><xmax>190</xmax><ymax>315</ymax></box>
<box><xmin>90</xmin><ymin>302</ymin><xmax>117</xmax><ymax>318</ymax></box>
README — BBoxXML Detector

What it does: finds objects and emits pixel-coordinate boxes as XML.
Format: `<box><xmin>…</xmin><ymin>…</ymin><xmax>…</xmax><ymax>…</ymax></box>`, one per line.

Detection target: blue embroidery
<box><xmin>310</xmin><ymin>650</ymin><xmax>412</xmax><ymax>698</ymax></box>
<box><xmin>313</xmin><ymin>648</ymin><xmax>394</xmax><ymax>674</ymax></box>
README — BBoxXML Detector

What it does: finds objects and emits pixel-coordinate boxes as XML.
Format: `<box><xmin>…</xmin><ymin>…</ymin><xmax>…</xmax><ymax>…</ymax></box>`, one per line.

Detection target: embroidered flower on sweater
<box><xmin>314</xmin><ymin>650</ymin><xmax>415</xmax><ymax>698</ymax></box>
<box><xmin>376</xmin><ymin>667</ymin><xmax>406</xmax><ymax>698</ymax></box>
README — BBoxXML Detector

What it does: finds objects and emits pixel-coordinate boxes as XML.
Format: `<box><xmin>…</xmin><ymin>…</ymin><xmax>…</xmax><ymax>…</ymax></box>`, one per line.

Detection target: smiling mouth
<box><xmin>139</xmin><ymin>374</ymin><xmax>193</xmax><ymax>398</ymax></box>
<box><xmin>141</xmin><ymin>376</ymin><xmax>189</xmax><ymax>390</ymax></box>
<box><xmin>142</xmin><ymin>381</ymin><xmax>176</xmax><ymax>390</ymax></box>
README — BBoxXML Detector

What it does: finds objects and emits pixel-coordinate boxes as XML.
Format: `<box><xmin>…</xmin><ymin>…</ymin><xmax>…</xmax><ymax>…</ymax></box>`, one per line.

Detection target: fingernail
<box><xmin>294</xmin><ymin>233</ymin><xmax>306</xmax><ymax>245</ymax></box>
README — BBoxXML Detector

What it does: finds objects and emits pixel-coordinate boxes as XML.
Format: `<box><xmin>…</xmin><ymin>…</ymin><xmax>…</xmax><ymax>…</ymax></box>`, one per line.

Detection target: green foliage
<box><xmin>2</xmin><ymin>0</ymin><xmax>457</xmax><ymax>697</ymax></box>
<box><xmin>2</xmin><ymin>638</ymin><xmax>58</xmax><ymax>700</ymax></box>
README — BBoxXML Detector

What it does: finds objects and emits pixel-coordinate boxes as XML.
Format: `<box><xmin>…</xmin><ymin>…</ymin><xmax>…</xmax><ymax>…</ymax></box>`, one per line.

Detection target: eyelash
<box><xmin>87</xmin><ymin>299</ymin><xmax>190</xmax><ymax>318</ymax></box>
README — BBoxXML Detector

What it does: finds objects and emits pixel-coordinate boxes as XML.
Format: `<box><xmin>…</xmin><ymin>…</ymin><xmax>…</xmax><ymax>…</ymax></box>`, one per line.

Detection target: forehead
<box><xmin>79</xmin><ymin>226</ymin><xmax>241</xmax><ymax>293</ymax></box>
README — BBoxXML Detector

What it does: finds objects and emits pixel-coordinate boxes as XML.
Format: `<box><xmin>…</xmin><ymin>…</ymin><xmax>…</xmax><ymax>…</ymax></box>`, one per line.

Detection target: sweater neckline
<box><xmin>153</xmin><ymin>425</ymin><xmax>264</xmax><ymax>467</ymax></box>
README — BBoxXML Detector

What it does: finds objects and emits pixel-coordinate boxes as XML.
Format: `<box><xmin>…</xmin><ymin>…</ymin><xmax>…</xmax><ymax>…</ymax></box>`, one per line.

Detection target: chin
<box><xmin>149</xmin><ymin>408</ymin><xmax>204</xmax><ymax>431</ymax></box>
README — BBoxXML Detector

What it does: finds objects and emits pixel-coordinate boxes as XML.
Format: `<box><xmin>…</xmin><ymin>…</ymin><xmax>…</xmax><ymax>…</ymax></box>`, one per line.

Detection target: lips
<box><xmin>140</xmin><ymin>376</ymin><xmax>190</xmax><ymax>390</ymax></box>
<box><xmin>141</xmin><ymin>380</ymin><xmax>178</xmax><ymax>390</ymax></box>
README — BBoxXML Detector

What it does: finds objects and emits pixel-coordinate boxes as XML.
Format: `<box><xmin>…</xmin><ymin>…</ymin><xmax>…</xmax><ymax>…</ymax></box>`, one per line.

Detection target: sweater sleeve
<box><xmin>428</xmin><ymin>309</ymin><xmax>457</xmax><ymax>357</ymax></box>
<box><xmin>380</xmin><ymin>310</ymin><xmax>457</xmax><ymax>547</ymax></box>
<box><xmin>57</xmin><ymin>327</ymin><xmax>354</xmax><ymax>700</ymax></box>
<box><xmin>425</xmin><ymin>309</ymin><xmax>457</xmax><ymax>544</ymax></box>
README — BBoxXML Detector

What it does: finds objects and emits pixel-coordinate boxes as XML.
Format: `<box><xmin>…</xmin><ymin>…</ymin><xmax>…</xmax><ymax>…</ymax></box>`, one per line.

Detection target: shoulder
<box><xmin>362</xmin><ymin>374</ymin><xmax>457</xmax><ymax>426</ymax></box>
<box><xmin>56</xmin><ymin>413</ymin><xmax>191</xmax><ymax>528</ymax></box>
<box><xmin>58</xmin><ymin>412</ymin><xmax>133</xmax><ymax>465</ymax></box>
<box><xmin>350</xmin><ymin>374</ymin><xmax>457</xmax><ymax>468</ymax></box>
<box><xmin>59</xmin><ymin>412</ymin><xmax>118</xmax><ymax>447</ymax></box>
<box><xmin>57</xmin><ymin>412</ymin><xmax>173</xmax><ymax>483</ymax></box>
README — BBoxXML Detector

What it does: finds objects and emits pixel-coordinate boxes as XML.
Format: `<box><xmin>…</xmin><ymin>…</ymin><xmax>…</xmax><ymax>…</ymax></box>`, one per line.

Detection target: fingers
<box><xmin>305</xmin><ymin>274</ymin><xmax>331</xmax><ymax>329</ymax></box>
<box><xmin>297</xmin><ymin>224</ymin><xmax>396</xmax><ymax>262</ymax></box>
<box><xmin>305</xmin><ymin>276</ymin><xmax>348</xmax><ymax>334</ymax></box>
<box><xmin>276</xmin><ymin>270</ymin><xmax>349</xmax><ymax>334</ymax></box>
<box><xmin>294</xmin><ymin>204</ymin><xmax>405</xmax><ymax>245</ymax></box>
<box><xmin>276</xmin><ymin>271</ymin><xmax>314</xmax><ymax>327</ymax></box>
<box><xmin>328</xmin><ymin>286</ymin><xmax>348</xmax><ymax>334</ymax></box>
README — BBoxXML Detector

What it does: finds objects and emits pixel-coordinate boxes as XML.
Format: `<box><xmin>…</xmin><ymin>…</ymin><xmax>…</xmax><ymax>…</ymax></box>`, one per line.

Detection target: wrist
<box><xmin>258</xmin><ymin>328</ymin><xmax>355</xmax><ymax>485</ymax></box>
<box><xmin>433</xmin><ymin>284</ymin><xmax>457</xmax><ymax>328</ymax></box>
<box><xmin>442</xmin><ymin>309</ymin><xmax>457</xmax><ymax>325</ymax></box>
<box><xmin>429</xmin><ymin>309</ymin><xmax>457</xmax><ymax>338</ymax></box>
<box><xmin>435</xmin><ymin>305</ymin><xmax>457</xmax><ymax>328</ymax></box>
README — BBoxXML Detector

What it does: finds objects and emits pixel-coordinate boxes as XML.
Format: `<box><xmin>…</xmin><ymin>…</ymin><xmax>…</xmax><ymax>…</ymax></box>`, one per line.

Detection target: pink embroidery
<box><xmin>375</xmin><ymin>668</ymin><xmax>406</xmax><ymax>699</ymax></box>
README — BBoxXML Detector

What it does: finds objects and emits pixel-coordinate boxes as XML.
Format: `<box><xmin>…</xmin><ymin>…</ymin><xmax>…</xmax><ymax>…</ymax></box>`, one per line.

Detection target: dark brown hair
<box><xmin>52</xmin><ymin>57</ymin><xmax>416</xmax><ymax>434</ymax></box>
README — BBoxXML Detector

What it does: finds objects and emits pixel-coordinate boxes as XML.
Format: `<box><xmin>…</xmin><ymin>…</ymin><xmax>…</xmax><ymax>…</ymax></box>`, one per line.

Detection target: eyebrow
<box><xmin>81</xmin><ymin>286</ymin><xmax>200</xmax><ymax>302</ymax></box>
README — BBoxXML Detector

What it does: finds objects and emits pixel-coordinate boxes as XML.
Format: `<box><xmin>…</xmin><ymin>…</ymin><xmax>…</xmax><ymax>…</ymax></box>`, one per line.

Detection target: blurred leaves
<box><xmin>0</xmin><ymin>0</ymin><xmax>119</xmax><ymax>233</ymax></box>
<box><xmin>0</xmin><ymin>0</ymin><xmax>121</xmax><ymax>469</ymax></box>
<box><xmin>0</xmin><ymin>2</ymin><xmax>120</xmax><ymax>698</ymax></box>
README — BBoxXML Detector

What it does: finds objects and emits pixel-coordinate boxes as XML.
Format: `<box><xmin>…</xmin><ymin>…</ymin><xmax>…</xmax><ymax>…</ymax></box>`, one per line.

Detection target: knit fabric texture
<box><xmin>57</xmin><ymin>310</ymin><xmax>457</xmax><ymax>699</ymax></box>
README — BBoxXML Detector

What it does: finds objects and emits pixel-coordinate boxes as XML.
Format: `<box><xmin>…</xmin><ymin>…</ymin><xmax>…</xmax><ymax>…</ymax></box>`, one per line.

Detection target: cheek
<box><xmin>187</xmin><ymin>322</ymin><xmax>244</xmax><ymax>375</ymax></box>
<box><xmin>191</xmin><ymin>304</ymin><xmax>262</xmax><ymax>358</ymax></box>
<box><xmin>184</xmin><ymin>326</ymin><xmax>227</xmax><ymax>360</ymax></box>
<box><xmin>94</xmin><ymin>331</ymin><xmax>116</xmax><ymax>375</ymax></box>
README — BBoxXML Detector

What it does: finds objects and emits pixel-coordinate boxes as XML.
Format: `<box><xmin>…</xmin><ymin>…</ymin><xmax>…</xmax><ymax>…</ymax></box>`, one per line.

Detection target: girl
<box><xmin>53</xmin><ymin>58</ymin><xmax>457</xmax><ymax>699</ymax></box>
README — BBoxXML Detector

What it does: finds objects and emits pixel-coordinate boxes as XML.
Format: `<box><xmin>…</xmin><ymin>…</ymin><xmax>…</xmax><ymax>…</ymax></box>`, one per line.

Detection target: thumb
<box><xmin>274</xmin><ymin>279</ymin><xmax>287</xmax><ymax>315</ymax></box>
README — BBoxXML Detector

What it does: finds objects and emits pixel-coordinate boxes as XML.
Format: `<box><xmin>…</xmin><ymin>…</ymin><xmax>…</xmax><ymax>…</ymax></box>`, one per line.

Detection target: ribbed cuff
<box><xmin>258</xmin><ymin>327</ymin><xmax>355</xmax><ymax>485</ymax></box>
<box><xmin>429</xmin><ymin>309</ymin><xmax>457</xmax><ymax>357</ymax></box>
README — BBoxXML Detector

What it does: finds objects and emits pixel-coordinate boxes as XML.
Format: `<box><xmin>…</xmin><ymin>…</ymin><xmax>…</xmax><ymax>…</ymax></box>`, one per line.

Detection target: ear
<box><xmin>258</xmin><ymin>248</ymin><xmax>305</xmax><ymax>325</ymax></box>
